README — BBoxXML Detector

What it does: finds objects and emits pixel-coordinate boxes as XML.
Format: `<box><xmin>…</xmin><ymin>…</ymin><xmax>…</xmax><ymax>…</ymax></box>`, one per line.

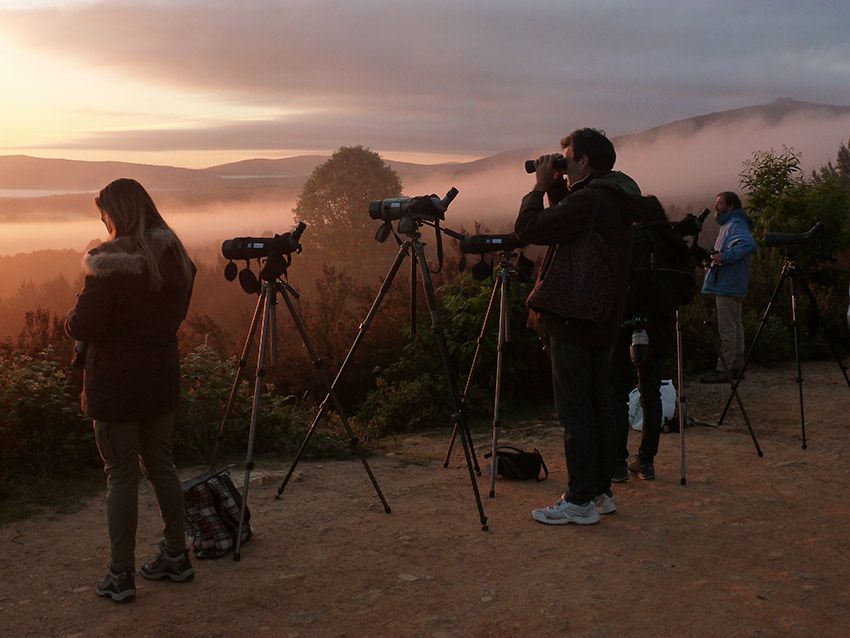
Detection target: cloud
<box><xmin>2</xmin><ymin>1</ymin><xmax>850</xmax><ymax>155</ymax></box>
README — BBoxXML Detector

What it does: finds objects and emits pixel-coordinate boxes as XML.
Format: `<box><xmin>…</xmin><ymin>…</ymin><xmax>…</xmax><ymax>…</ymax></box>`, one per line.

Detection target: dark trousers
<box><xmin>548</xmin><ymin>336</ymin><xmax>616</xmax><ymax>504</ymax></box>
<box><xmin>610</xmin><ymin>320</ymin><xmax>673</xmax><ymax>466</ymax></box>
<box><xmin>93</xmin><ymin>411</ymin><xmax>186</xmax><ymax>570</ymax></box>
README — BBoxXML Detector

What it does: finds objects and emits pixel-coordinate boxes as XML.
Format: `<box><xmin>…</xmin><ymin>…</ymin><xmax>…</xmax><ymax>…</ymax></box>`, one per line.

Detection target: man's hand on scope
<box><xmin>532</xmin><ymin>154</ymin><xmax>563</xmax><ymax>192</ymax></box>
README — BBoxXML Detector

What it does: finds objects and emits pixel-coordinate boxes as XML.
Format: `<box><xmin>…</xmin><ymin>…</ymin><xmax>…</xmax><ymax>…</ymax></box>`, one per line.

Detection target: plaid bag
<box><xmin>182</xmin><ymin>469</ymin><xmax>252</xmax><ymax>559</ymax></box>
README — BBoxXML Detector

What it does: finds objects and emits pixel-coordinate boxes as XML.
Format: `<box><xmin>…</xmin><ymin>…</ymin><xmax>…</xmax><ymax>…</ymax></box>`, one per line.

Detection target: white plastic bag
<box><xmin>628</xmin><ymin>379</ymin><xmax>677</xmax><ymax>431</ymax></box>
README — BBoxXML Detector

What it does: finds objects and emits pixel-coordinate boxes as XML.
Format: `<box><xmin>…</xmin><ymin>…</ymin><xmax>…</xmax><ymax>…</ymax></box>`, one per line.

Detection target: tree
<box><xmin>293</xmin><ymin>146</ymin><xmax>403</xmax><ymax>257</ymax></box>
<box><xmin>739</xmin><ymin>144</ymin><xmax>850</xmax><ymax>258</ymax></box>
<box><xmin>738</xmin><ymin>142</ymin><xmax>850</xmax><ymax>346</ymax></box>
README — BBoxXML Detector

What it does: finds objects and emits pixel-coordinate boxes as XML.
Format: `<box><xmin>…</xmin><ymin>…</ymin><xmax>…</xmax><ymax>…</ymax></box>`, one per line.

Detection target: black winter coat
<box><xmin>65</xmin><ymin>228</ymin><xmax>195</xmax><ymax>421</ymax></box>
<box><xmin>515</xmin><ymin>171</ymin><xmax>642</xmax><ymax>347</ymax></box>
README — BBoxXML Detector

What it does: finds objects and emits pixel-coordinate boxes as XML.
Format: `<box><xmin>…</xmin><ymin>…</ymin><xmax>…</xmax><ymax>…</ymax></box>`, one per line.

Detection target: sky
<box><xmin>1</xmin><ymin>0</ymin><xmax>850</xmax><ymax>168</ymax></box>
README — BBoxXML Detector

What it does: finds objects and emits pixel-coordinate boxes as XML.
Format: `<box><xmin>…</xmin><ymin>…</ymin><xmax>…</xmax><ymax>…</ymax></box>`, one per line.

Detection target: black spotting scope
<box><xmin>221</xmin><ymin>222</ymin><xmax>307</xmax><ymax>260</ymax></box>
<box><xmin>460</xmin><ymin>233</ymin><xmax>526</xmax><ymax>254</ymax></box>
<box><xmin>764</xmin><ymin>221</ymin><xmax>823</xmax><ymax>248</ymax></box>
<box><xmin>369</xmin><ymin>188</ymin><xmax>459</xmax><ymax>223</ymax></box>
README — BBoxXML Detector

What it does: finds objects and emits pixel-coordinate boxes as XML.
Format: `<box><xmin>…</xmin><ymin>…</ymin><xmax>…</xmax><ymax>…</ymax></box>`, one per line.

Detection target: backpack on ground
<box><xmin>182</xmin><ymin>468</ymin><xmax>252</xmax><ymax>559</ymax></box>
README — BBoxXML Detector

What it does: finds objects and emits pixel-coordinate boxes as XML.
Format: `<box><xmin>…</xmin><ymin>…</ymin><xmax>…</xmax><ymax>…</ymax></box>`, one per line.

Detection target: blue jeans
<box><xmin>548</xmin><ymin>337</ymin><xmax>616</xmax><ymax>504</ymax></box>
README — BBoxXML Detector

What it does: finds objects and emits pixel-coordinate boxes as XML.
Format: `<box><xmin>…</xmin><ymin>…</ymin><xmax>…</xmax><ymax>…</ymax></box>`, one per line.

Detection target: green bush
<box><xmin>355</xmin><ymin>271</ymin><xmax>550</xmax><ymax>436</ymax></box>
<box><xmin>175</xmin><ymin>340</ymin><xmax>354</xmax><ymax>466</ymax></box>
<box><xmin>0</xmin><ymin>345</ymin><xmax>94</xmax><ymax>485</ymax></box>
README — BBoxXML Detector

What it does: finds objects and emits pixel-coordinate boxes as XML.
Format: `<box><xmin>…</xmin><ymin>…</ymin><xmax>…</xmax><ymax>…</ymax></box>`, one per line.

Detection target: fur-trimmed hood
<box><xmin>84</xmin><ymin>227</ymin><xmax>180</xmax><ymax>278</ymax></box>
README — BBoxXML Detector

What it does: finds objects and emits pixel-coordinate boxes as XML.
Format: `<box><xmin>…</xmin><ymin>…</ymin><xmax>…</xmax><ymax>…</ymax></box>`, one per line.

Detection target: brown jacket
<box><xmin>65</xmin><ymin>228</ymin><xmax>195</xmax><ymax>421</ymax></box>
<box><xmin>514</xmin><ymin>171</ymin><xmax>641</xmax><ymax>347</ymax></box>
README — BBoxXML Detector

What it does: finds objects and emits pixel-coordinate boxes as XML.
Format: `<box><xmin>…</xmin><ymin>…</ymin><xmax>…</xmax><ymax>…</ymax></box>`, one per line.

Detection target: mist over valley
<box><xmin>1</xmin><ymin>98</ymin><xmax>849</xmax><ymax>299</ymax></box>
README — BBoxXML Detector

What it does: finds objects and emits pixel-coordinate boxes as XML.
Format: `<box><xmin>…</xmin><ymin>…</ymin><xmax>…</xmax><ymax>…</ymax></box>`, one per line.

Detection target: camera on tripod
<box><xmin>221</xmin><ymin>222</ymin><xmax>307</xmax><ymax>292</ymax></box>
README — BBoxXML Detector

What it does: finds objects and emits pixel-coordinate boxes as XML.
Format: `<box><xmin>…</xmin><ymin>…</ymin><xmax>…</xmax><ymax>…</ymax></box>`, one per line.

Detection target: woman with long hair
<box><xmin>66</xmin><ymin>178</ymin><xmax>196</xmax><ymax>603</ymax></box>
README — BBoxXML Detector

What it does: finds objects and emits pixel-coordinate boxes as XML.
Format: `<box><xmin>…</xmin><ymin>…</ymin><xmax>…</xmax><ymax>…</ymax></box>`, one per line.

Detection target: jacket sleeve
<box><xmin>65</xmin><ymin>275</ymin><xmax>116</xmax><ymax>342</ymax></box>
<box><xmin>721</xmin><ymin>221</ymin><xmax>757</xmax><ymax>264</ymax></box>
<box><xmin>514</xmin><ymin>188</ymin><xmax>595</xmax><ymax>246</ymax></box>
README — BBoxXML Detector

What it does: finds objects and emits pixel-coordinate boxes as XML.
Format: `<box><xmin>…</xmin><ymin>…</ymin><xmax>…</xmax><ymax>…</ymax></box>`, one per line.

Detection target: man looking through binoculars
<box><xmin>514</xmin><ymin>128</ymin><xmax>643</xmax><ymax>526</ymax></box>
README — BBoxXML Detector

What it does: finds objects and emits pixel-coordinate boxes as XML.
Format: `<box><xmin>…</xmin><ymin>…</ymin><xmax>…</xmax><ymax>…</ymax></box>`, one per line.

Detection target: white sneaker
<box><xmin>593</xmin><ymin>491</ymin><xmax>617</xmax><ymax>515</ymax></box>
<box><xmin>531</xmin><ymin>499</ymin><xmax>600</xmax><ymax>525</ymax></box>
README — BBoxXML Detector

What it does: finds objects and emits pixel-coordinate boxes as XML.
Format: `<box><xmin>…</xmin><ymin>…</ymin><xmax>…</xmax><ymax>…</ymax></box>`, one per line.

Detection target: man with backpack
<box><xmin>515</xmin><ymin>128</ymin><xmax>642</xmax><ymax>525</ymax></box>
<box><xmin>700</xmin><ymin>192</ymin><xmax>757</xmax><ymax>383</ymax></box>
<box><xmin>609</xmin><ymin>197</ymin><xmax>694</xmax><ymax>482</ymax></box>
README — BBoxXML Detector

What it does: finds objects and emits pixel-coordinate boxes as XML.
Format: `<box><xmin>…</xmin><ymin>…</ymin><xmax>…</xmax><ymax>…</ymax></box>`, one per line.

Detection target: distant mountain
<box><xmin>206</xmin><ymin>155</ymin><xmax>328</xmax><ymax>177</ymax></box>
<box><xmin>0</xmin><ymin>155</ymin><xmax>220</xmax><ymax>191</ymax></box>
<box><xmin>616</xmin><ymin>98</ymin><xmax>850</xmax><ymax>145</ymax></box>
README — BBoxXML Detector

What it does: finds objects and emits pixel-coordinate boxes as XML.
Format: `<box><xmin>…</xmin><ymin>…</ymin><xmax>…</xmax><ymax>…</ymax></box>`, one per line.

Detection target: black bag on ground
<box><xmin>182</xmin><ymin>468</ymin><xmax>252</xmax><ymax>559</ymax></box>
<box><xmin>484</xmin><ymin>446</ymin><xmax>549</xmax><ymax>481</ymax></box>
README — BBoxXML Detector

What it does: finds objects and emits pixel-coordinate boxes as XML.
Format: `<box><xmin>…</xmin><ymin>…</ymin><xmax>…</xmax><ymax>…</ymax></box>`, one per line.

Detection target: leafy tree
<box><xmin>292</xmin><ymin>145</ymin><xmax>402</xmax><ymax>258</ymax></box>
<box><xmin>739</xmin><ymin>144</ymin><xmax>850</xmax><ymax>271</ymax></box>
<box><xmin>738</xmin><ymin>142</ymin><xmax>850</xmax><ymax>353</ymax></box>
<box><xmin>813</xmin><ymin>138</ymin><xmax>850</xmax><ymax>186</ymax></box>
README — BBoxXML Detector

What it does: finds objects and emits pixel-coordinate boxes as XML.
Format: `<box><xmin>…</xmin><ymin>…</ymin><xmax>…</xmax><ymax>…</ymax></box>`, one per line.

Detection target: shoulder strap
<box><xmin>534</xmin><ymin>448</ymin><xmax>549</xmax><ymax>481</ymax></box>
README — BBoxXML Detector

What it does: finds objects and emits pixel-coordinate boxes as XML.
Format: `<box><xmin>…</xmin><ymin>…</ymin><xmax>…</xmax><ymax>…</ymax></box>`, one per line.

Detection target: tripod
<box><xmin>443</xmin><ymin>250</ymin><xmax>519</xmax><ymax>497</ymax></box>
<box><xmin>691</xmin><ymin>294</ymin><xmax>764</xmax><ymax>456</ymax></box>
<box><xmin>275</xmin><ymin>227</ymin><xmax>489</xmax><ymax>531</ymax></box>
<box><xmin>718</xmin><ymin>248</ymin><xmax>850</xmax><ymax>447</ymax></box>
<box><xmin>211</xmin><ymin>276</ymin><xmax>391</xmax><ymax>560</ymax></box>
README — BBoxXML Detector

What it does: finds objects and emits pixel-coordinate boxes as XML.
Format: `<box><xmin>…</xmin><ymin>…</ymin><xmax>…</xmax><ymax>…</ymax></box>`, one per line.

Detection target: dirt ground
<box><xmin>2</xmin><ymin>360</ymin><xmax>850</xmax><ymax>637</ymax></box>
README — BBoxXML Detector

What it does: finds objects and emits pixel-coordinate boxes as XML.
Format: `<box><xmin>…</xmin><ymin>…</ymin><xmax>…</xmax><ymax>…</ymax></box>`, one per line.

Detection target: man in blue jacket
<box><xmin>700</xmin><ymin>191</ymin><xmax>757</xmax><ymax>383</ymax></box>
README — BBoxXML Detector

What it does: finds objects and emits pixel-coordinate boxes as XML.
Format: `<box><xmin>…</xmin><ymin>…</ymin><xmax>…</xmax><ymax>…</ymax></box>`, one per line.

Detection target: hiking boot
<box><xmin>700</xmin><ymin>370</ymin><xmax>730</xmax><ymax>384</ymax></box>
<box><xmin>96</xmin><ymin>565</ymin><xmax>136</xmax><ymax>603</ymax></box>
<box><xmin>628</xmin><ymin>461</ymin><xmax>655</xmax><ymax>480</ymax></box>
<box><xmin>610</xmin><ymin>462</ymin><xmax>629</xmax><ymax>483</ymax></box>
<box><xmin>531</xmin><ymin>498</ymin><xmax>600</xmax><ymax>525</ymax></box>
<box><xmin>140</xmin><ymin>546</ymin><xmax>195</xmax><ymax>582</ymax></box>
<box><xmin>593</xmin><ymin>491</ymin><xmax>617</xmax><ymax>515</ymax></box>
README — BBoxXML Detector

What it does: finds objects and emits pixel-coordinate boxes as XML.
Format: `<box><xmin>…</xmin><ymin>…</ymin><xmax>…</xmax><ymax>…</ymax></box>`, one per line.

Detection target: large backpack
<box><xmin>628</xmin><ymin>197</ymin><xmax>698</xmax><ymax>317</ymax></box>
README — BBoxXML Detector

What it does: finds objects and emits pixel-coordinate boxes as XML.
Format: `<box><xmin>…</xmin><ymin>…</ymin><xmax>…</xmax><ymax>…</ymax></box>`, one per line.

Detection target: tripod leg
<box><xmin>413</xmin><ymin>241</ymin><xmax>488</xmax><ymax>531</ymax></box>
<box><xmin>410</xmin><ymin>251</ymin><xmax>417</xmax><ymax>337</ymax></box>
<box><xmin>788</xmin><ymin>275</ymin><xmax>807</xmax><ymax>449</ymax></box>
<box><xmin>276</xmin><ymin>241</ymin><xmax>410</xmax><ymax>499</ymax></box>
<box><xmin>278</xmin><ymin>285</ymin><xmax>391</xmax><ymax>512</ymax></box>
<box><xmin>675</xmin><ymin>310</ymin><xmax>687</xmax><ymax>486</ymax></box>
<box><xmin>443</xmin><ymin>277</ymin><xmax>499</xmax><ymax>470</ymax></box>
<box><xmin>695</xmin><ymin>297</ymin><xmax>763</xmax><ymax>456</ymax></box>
<box><xmin>489</xmin><ymin>271</ymin><xmax>510</xmax><ymax>498</ymax></box>
<box><xmin>209</xmin><ymin>287</ymin><xmax>264</xmax><ymax>470</ymax></box>
<box><xmin>795</xmin><ymin>271</ymin><xmax>850</xmax><ymax>389</ymax></box>
<box><xmin>235</xmin><ymin>283</ymin><xmax>273</xmax><ymax>560</ymax></box>
<box><xmin>719</xmin><ymin>263</ymin><xmax>790</xmax><ymax>425</ymax></box>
